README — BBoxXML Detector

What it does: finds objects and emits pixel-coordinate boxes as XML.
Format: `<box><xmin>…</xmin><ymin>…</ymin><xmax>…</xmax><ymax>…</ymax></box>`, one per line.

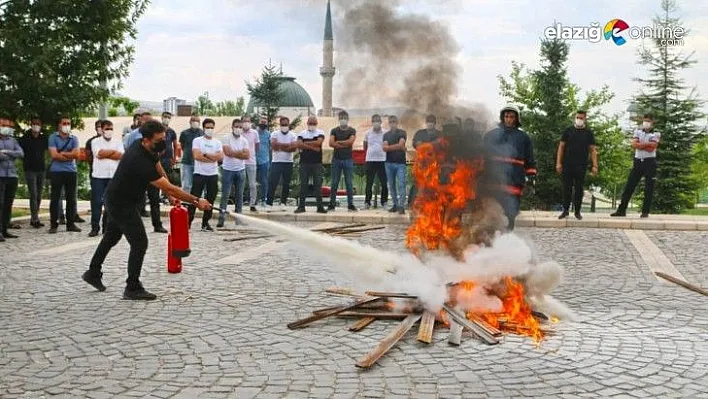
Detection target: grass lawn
<box><xmin>11</xmin><ymin>209</ymin><xmax>30</xmax><ymax>218</ymax></box>
<box><xmin>681</xmin><ymin>208</ymin><xmax>708</xmax><ymax>216</ymax></box>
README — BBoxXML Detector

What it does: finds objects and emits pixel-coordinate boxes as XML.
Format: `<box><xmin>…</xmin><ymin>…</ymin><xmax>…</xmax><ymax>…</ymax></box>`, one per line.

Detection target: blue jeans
<box><xmin>90</xmin><ymin>177</ymin><xmax>111</xmax><ymax>231</ymax></box>
<box><xmin>385</xmin><ymin>163</ymin><xmax>407</xmax><ymax>209</ymax></box>
<box><xmin>493</xmin><ymin>191</ymin><xmax>521</xmax><ymax>230</ymax></box>
<box><xmin>219</xmin><ymin>169</ymin><xmax>246</xmax><ymax>221</ymax></box>
<box><xmin>181</xmin><ymin>164</ymin><xmax>194</xmax><ymax>193</ymax></box>
<box><xmin>330</xmin><ymin>158</ymin><xmax>355</xmax><ymax>207</ymax></box>
<box><xmin>257</xmin><ymin>163</ymin><xmax>270</xmax><ymax>206</ymax></box>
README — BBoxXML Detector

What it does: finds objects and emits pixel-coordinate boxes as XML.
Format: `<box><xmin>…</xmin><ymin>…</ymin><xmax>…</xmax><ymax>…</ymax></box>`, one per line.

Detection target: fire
<box><xmin>474</xmin><ymin>278</ymin><xmax>543</xmax><ymax>342</ymax></box>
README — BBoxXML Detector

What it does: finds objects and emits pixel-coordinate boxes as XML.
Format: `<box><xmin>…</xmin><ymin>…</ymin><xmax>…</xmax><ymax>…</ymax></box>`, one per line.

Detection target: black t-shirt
<box><xmin>560</xmin><ymin>126</ymin><xmax>596</xmax><ymax>167</ymax></box>
<box><xmin>383</xmin><ymin>129</ymin><xmax>407</xmax><ymax>164</ymax></box>
<box><xmin>413</xmin><ymin>128</ymin><xmax>441</xmax><ymax>148</ymax></box>
<box><xmin>330</xmin><ymin>126</ymin><xmax>356</xmax><ymax>160</ymax></box>
<box><xmin>105</xmin><ymin>141</ymin><xmax>162</xmax><ymax>208</ymax></box>
<box><xmin>18</xmin><ymin>132</ymin><xmax>48</xmax><ymax>172</ymax></box>
<box><xmin>298</xmin><ymin>129</ymin><xmax>325</xmax><ymax>164</ymax></box>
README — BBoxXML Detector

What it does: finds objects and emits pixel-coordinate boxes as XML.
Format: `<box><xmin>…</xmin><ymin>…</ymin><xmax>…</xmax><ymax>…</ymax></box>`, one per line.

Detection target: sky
<box><xmin>121</xmin><ymin>0</ymin><xmax>708</xmax><ymax>122</ymax></box>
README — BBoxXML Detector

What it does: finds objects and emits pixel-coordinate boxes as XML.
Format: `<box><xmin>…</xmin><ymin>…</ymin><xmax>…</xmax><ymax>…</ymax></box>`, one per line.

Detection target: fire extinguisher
<box><xmin>168</xmin><ymin>201</ymin><xmax>191</xmax><ymax>273</ymax></box>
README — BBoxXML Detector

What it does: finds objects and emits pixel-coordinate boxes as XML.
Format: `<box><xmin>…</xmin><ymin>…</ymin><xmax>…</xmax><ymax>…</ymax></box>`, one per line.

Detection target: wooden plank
<box><xmin>332</xmin><ymin>226</ymin><xmax>386</xmax><ymax>234</ymax></box>
<box><xmin>349</xmin><ymin>317</ymin><xmax>376</xmax><ymax>332</ymax></box>
<box><xmin>356</xmin><ymin>314</ymin><xmax>423</xmax><ymax>368</ymax></box>
<box><xmin>469</xmin><ymin>315</ymin><xmax>502</xmax><ymax>337</ymax></box>
<box><xmin>336</xmin><ymin>312</ymin><xmax>410</xmax><ymax>319</ymax></box>
<box><xmin>448</xmin><ymin>320</ymin><xmax>463</xmax><ymax>346</ymax></box>
<box><xmin>325</xmin><ymin>287</ymin><xmax>358</xmax><ymax>296</ymax></box>
<box><xmin>416</xmin><ymin>311</ymin><xmax>436</xmax><ymax>344</ymax></box>
<box><xmin>312</xmin><ymin>305</ymin><xmax>345</xmax><ymax>315</ymax></box>
<box><xmin>364</xmin><ymin>291</ymin><xmax>419</xmax><ymax>299</ymax></box>
<box><xmin>442</xmin><ymin>305</ymin><xmax>499</xmax><ymax>345</ymax></box>
<box><xmin>222</xmin><ymin>235</ymin><xmax>273</xmax><ymax>242</ymax></box>
<box><xmin>655</xmin><ymin>272</ymin><xmax>708</xmax><ymax>297</ymax></box>
<box><xmin>287</xmin><ymin>297</ymin><xmax>382</xmax><ymax>329</ymax></box>
<box><xmin>312</xmin><ymin>223</ymin><xmax>367</xmax><ymax>233</ymax></box>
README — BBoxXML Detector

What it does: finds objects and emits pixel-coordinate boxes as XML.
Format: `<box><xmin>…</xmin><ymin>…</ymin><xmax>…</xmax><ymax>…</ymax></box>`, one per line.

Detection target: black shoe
<box><xmin>67</xmin><ymin>225</ymin><xmax>82</xmax><ymax>233</ymax></box>
<box><xmin>348</xmin><ymin>205</ymin><xmax>358</xmax><ymax>212</ymax></box>
<box><xmin>2</xmin><ymin>231</ymin><xmax>18</xmax><ymax>239</ymax></box>
<box><xmin>88</xmin><ymin>229</ymin><xmax>99</xmax><ymax>237</ymax></box>
<box><xmin>154</xmin><ymin>225</ymin><xmax>168</xmax><ymax>233</ymax></box>
<box><xmin>250</xmin><ymin>206</ymin><xmax>258</xmax><ymax>212</ymax></box>
<box><xmin>610</xmin><ymin>211</ymin><xmax>626</xmax><ymax>217</ymax></box>
<box><xmin>74</xmin><ymin>215</ymin><xmax>85</xmax><ymax>223</ymax></box>
<box><xmin>640</xmin><ymin>213</ymin><xmax>649</xmax><ymax>218</ymax></box>
<box><xmin>327</xmin><ymin>205</ymin><xmax>336</xmax><ymax>211</ymax></box>
<box><xmin>216</xmin><ymin>221</ymin><xmax>224</xmax><ymax>228</ymax></box>
<box><xmin>558</xmin><ymin>211</ymin><xmax>569</xmax><ymax>219</ymax></box>
<box><xmin>0</xmin><ymin>235</ymin><xmax>4</xmax><ymax>242</ymax></box>
<box><xmin>82</xmin><ymin>271</ymin><xmax>106</xmax><ymax>292</ymax></box>
<box><xmin>59</xmin><ymin>216</ymin><xmax>66</xmax><ymax>225</ymax></box>
<box><xmin>316</xmin><ymin>207</ymin><xmax>328</xmax><ymax>214</ymax></box>
<box><xmin>140</xmin><ymin>210</ymin><xmax>149</xmax><ymax>217</ymax></box>
<box><xmin>9</xmin><ymin>223</ymin><xmax>21</xmax><ymax>229</ymax></box>
<box><xmin>37</xmin><ymin>221</ymin><xmax>45</xmax><ymax>228</ymax></box>
<box><xmin>388</xmin><ymin>206</ymin><xmax>398</xmax><ymax>213</ymax></box>
<box><xmin>48</xmin><ymin>226</ymin><xmax>58</xmax><ymax>234</ymax></box>
<box><xmin>398</xmin><ymin>208</ymin><xmax>405</xmax><ymax>215</ymax></box>
<box><xmin>294</xmin><ymin>207</ymin><xmax>306</xmax><ymax>214</ymax></box>
<box><xmin>574</xmin><ymin>212</ymin><xmax>583</xmax><ymax>220</ymax></box>
<box><xmin>122</xmin><ymin>285</ymin><xmax>157</xmax><ymax>301</ymax></box>
<box><xmin>202</xmin><ymin>224</ymin><xmax>214</xmax><ymax>232</ymax></box>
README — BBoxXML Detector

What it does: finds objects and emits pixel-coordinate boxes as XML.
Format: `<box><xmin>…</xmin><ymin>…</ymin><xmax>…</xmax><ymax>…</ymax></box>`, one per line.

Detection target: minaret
<box><xmin>319</xmin><ymin>0</ymin><xmax>335</xmax><ymax>117</ymax></box>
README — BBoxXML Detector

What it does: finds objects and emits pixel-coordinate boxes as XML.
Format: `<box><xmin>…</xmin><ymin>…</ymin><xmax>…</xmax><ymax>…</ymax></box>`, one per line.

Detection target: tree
<box><xmin>246</xmin><ymin>62</ymin><xmax>284</xmax><ymax>130</ymax></box>
<box><xmin>0</xmin><ymin>0</ymin><xmax>150</xmax><ymax>127</ymax></box>
<box><xmin>195</xmin><ymin>92</ymin><xmax>215</xmax><ymax>116</ymax></box>
<box><xmin>498</xmin><ymin>38</ymin><xmax>624</xmax><ymax>210</ymax></box>
<box><xmin>110</xmin><ymin>96</ymin><xmax>140</xmax><ymax>114</ymax></box>
<box><xmin>214</xmin><ymin>98</ymin><xmax>245</xmax><ymax>116</ymax></box>
<box><xmin>691</xmin><ymin>133</ymin><xmax>708</xmax><ymax>203</ymax></box>
<box><xmin>631</xmin><ymin>0</ymin><xmax>705</xmax><ymax>213</ymax></box>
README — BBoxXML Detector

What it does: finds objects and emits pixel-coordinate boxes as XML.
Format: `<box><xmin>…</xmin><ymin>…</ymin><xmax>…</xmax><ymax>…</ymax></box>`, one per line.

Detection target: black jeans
<box><xmin>89</xmin><ymin>203</ymin><xmax>148</xmax><ymax>289</ymax></box>
<box><xmin>298</xmin><ymin>163</ymin><xmax>323</xmax><ymax>208</ymax></box>
<box><xmin>188</xmin><ymin>174</ymin><xmax>218</xmax><ymax>226</ymax></box>
<box><xmin>618</xmin><ymin>158</ymin><xmax>657</xmax><ymax>214</ymax></box>
<box><xmin>0</xmin><ymin>177</ymin><xmax>18</xmax><ymax>234</ymax></box>
<box><xmin>25</xmin><ymin>171</ymin><xmax>44</xmax><ymax>223</ymax></box>
<box><xmin>267</xmin><ymin>162</ymin><xmax>294</xmax><ymax>206</ymax></box>
<box><xmin>365</xmin><ymin>161</ymin><xmax>388</xmax><ymax>206</ymax></box>
<box><xmin>562</xmin><ymin>165</ymin><xmax>586</xmax><ymax>213</ymax></box>
<box><xmin>50</xmin><ymin>172</ymin><xmax>77</xmax><ymax>227</ymax></box>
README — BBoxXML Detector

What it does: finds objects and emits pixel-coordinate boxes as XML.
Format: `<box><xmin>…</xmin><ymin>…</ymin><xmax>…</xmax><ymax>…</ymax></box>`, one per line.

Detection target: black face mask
<box><xmin>153</xmin><ymin>140</ymin><xmax>167</xmax><ymax>153</ymax></box>
<box><xmin>258</xmin><ymin>124</ymin><xmax>267</xmax><ymax>130</ymax></box>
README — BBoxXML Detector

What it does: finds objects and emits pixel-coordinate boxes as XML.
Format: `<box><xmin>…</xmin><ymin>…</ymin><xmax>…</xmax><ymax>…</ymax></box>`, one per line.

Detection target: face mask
<box><xmin>152</xmin><ymin>140</ymin><xmax>167</xmax><ymax>153</ymax></box>
<box><xmin>61</xmin><ymin>125</ymin><xmax>71</xmax><ymax>134</ymax></box>
<box><xmin>575</xmin><ymin>118</ymin><xmax>585</xmax><ymax>128</ymax></box>
<box><xmin>372</xmin><ymin>122</ymin><xmax>382</xmax><ymax>129</ymax></box>
<box><xmin>642</xmin><ymin>121</ymin><xmax>652</xmax><ymax>130</ymax></box>
<box><xmin>204</xmin><ymin>128</ymin><xmax>214</xmax><ymax>137</ymax></box>
<box><xmin>307</xmin><ymin>125</ymin><xmax>316</xmax><ymax>132</ymax></box>
<box><xmin>339</xmin><ymin>119</ymin><xmax>348</xmax><ymax>127</ymax></box>
<box><xmin>233</xmin><ymin>128</ymin><xmax>243</xmax><ymax>136</ymax></box>
<box><xmin>190</xmin><ymin>122</ymin><xmax>200</xmax><ymax>129</ymax></box>
<box><xmin>103</xmin><ymin>130</ymin><xmax>113</xmax><ymax>139</ymax></box>
<box><xmin>0</xmin><ymin>127</ymin><xmax>14</xmax><ymax>136</ymax></box>
<box><xmin>162</xmin><ymin>118</ymin><xmax>171</xmax><ymax>126</ymax></box>
<box><xmin>242</xmin><ymin>122</ymin><xmax>251</xmax><ymax>130</ymax></box>
<box><xmin>426</xmin><ymin>122</ymin><xmax>435</xmax><ymax>130</ymax></box>
<box><xmin>31</xmin><ymin>125</ymin><xmax>41</xmax><ymax>133</ymax></box>
<box><xmin>280</xmin><ymin>126</ymin><xmax>290</xmax><ymax>133</ymax></box>
<box><xmin>258</xmin><ymin>123</ymin><xmax>267</xmax><ymax>130</ymax></box>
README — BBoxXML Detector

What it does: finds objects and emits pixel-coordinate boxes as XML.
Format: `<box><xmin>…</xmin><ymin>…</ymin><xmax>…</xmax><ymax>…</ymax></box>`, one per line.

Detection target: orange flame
<box><xmin>474</xmin><ymin>278</ymin><xmax>543</xmax><ymax>342</ymax></box>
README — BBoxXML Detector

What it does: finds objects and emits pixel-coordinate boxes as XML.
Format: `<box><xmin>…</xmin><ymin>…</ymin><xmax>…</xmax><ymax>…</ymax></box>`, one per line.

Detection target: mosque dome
<box><xmin>246</xmin><ymin>76</ymin><xmax>315</xmax><ymax>114</ymax></box>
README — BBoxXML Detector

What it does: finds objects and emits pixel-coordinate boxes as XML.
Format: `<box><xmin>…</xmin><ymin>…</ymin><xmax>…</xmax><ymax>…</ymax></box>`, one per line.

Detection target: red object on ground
<box><xmin>169</xmin><ymin>202</ymin><xmax>191</xmax><ymax>258</ymax></box>
<box><xmin>321</xmin><ymin>186</ymin><xmax>348</xmax><ymax>196</ymax></box>
<box><xmin>352</xmin><ymin>149</ymin><xmax>366</xmax><ymax>165</ymax></box>
<box><xmin>167</xmin><ymin>233</ymin><xmax>182</xmax><ymax>274</ymax></box>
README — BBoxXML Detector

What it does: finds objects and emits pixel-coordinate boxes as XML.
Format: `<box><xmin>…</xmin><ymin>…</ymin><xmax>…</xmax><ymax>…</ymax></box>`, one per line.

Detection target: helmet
<box><xmin>499</xmin><ymin>105</ymin><xmax>522</xmax><ymax>127</ymax></box>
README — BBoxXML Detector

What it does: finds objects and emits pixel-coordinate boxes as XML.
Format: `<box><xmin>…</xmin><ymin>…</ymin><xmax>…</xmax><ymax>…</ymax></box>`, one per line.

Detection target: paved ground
<box><xmin>1</xmin><ymin>216</ymin><xmax>707</xmax><ymax>398</ymax></box>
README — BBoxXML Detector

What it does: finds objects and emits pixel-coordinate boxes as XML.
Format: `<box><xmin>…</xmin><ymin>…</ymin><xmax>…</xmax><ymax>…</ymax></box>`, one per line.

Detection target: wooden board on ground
<box><xmin>356</xmin><ymin>314</ymin><xmax>422</xmax><ymax>369</ymax></box>
<box><xmin>442</xmin><ymin>305</ymin><xmax>499</xmax><ymax>345</ymax></box>
<box><xmin>448</xmin><ymin>320</ymin><xmax>463</xmax><ymax>346</ymax></box>
<box><xmin>349</xmin><ymin>317</ymin><xmax>376</xmax><ymax>332</ymax></box>
<box><xmin>287</xmin><ymin>297</ymin><xmax>382</xmax><ymax>329</ymax></box>
<box><xmin>655</xmin><ymin>272</ymin><xmax>708</xmax><ymax>297</ymax></box>
<box><xmin>416</xmin><ymin>311</ymin><xmax>436</xmax><ymax>344</ymax></box>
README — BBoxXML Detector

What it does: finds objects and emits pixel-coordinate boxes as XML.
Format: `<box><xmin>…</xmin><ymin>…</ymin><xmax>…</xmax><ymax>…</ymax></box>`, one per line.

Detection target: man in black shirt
<box><xmin>82</xmin><ymin>121</ymin><xmax>212</xmax><ymax>300</ymax></box>
<box><xmin>295</xmin><ymin>116</ymin><xmax>327</xmax><ymax>214</ymax></box>
<box><xmin>328</xmin><ymin>110</ymin><xmax>357</xmax><ymax>211</ymax></box>
<box><xmin>409</xmin><ymin>114</ymin><xmax>442</xmax><ymax>207</ymax></box>
<box><xmin>383</xmin><ymin>115</ymin><xmax>408</xmax><ymax>215</ymax></box>
<box><xmin>556</xmin><ymin>110</ymin><xmax>598</xmax><ymax>220</ymax></box>
<box><xmin>19</xmin><ymin>117</ymin><xmax>48</xmax><ymax>228</ymax></box>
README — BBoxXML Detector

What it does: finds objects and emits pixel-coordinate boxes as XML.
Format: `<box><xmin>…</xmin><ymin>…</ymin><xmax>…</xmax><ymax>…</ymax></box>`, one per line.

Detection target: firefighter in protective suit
<box><xmin>483</xmin><ymin>105</ymin><xmax>537</xmax><ymax>231</ymax></box>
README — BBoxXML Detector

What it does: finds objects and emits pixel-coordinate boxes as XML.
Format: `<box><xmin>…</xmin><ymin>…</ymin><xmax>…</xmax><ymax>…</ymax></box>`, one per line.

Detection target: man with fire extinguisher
<box><xmin>483</xmin><ymin>105</ymin><xmax>537</xmax><ymax>231</ymax></box>
<box><xmin>82</xmin><ymin>121</ymin><xmax>212</xmax><ymax>300</ymax></box>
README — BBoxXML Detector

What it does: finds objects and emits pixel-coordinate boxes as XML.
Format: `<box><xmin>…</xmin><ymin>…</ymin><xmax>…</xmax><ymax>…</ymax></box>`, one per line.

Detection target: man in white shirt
<box><xmin>89</xmin><ymin>120</ymin><xmax>124</xmax><ymax>237</ymax></box>
<box><xmin>363</xmin><ymin>114</ymin><xmax>388</xmax><ymax>210</ymax></box>
<box><xmin>217</xmin><ymin>118</ymin><xmax>250</xmax><ymax>227</ymax></box>
<box><xmin>266</xmin><ymin>116</ymin><xmax>298</xmax><ymax>210</ymax></box>
<box><xmin>188</xmin><ymin>118</ymin><xmax>223</xmax><ymax>231</ymax></box>
<box><xmin>611</xmin><ymin>113</ymin><xmax>660</xmax><ymax>218</ymax></box>
<box><xmin>241</xmin><ymin>117</ymin><xmax>260</xmax><ymax>212</ymax></box>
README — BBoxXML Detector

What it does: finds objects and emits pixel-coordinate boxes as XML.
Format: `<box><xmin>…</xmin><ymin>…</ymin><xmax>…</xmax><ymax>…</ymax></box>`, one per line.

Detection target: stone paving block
<box><xmin>515</xmin><ymin>217</ymin><xmax>534</xmax><ymax>227</ymax></box>
<box><xmin>567</xmin><ymin>219</ymin><xmax>599</xmax><ymax>228</ymax></box>
<box><xmin>631</xmin><ymin>220</ymin><xmax>666</xmax><ymax>230</ymax></box>
<box><xmin>663</xmin><ymin>221</ymin><xmax>698</xmax><ymax>231</ymax></box>
<box><xmin>535</xmin><ymin>218</ymin><xmax>567</xmax><ymax>228</ymax></box>
<box><xmin>695</xmin><ymin>221</ymin><xmax>708</xmax><ymax>231</ymax></box>
<box><xmin>598</xmin><ymin>218</ymin><xmax>632</xmax><ymax>229</ymax></box>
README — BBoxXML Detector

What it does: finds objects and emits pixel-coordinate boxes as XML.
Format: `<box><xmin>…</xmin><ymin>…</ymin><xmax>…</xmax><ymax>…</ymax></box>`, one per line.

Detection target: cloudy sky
<box><xmin>121</xmin><ymin>0</ymin><xmax>708</xmax><ymax>121</ymax></box>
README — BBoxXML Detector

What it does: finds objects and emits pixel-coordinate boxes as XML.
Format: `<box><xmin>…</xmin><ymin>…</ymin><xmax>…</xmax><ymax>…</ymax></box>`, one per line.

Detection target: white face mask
<box><xmin>0</xmin><ymin>127</ymin><xmax>14</xmax><ymax>136</ymax></box>
<box><xmin>190</xmin><ymin>121</ymin><xmax>200</xmax><ymax>129</ymax></box>
<box><xmin>280</xmin><ymin>126</ymin><xmax>290</xmax><ymax>133</ymax></box>
<box><xmin>642</xmin><ymin>121</ymin><xmax>652</xmax><ymax>130</ymax></box>
<box><xmin>162</xmin><ymin>118</ymin><xmax>171</xmax><ymax>126</ymax></box>
<box><xmin>426</xmin><ymin>122</ymin><xmax>435</xmax><ymax>130</ymax></box>
<box><xmin>233</xmin><ymin>128</ymin><xmax>243</xmax><ymax>136</ymax></box>
<box><xmin>307</xmin><ymin>125</ymin><xmax>316</xmax><ymax>132</ymax></box>
<box><xmin>575</xmin><ymin>118</ymin><xmax>585</xmax><ymax>128</ymax></box>
<box><xmin>204</xmin><ymin>128</ymin><xmax>214</xmax><ymax>137</ymax></box>
<box><xmin>339</xmin><ymin>119</ymin><xmax>348</xmax><ymax>127</ymax></box>
<box><xmin>242</xmin><ymin>122</ymin><xmax>251</xmax><ymax>130</ymax></box>
<box><xmin>372</xmin><ymin>122</ymin><xmax>382</xmax><ymax>130</ymax></box>
<box><xmin>103</xmin><ymin>129</ymin><xmax>113</xmax><ymax>139</ymax></box>
<box><xmin>61</xmin><ymin>125</ymin><xmax>71</xmax><ymax>134</ymax></box>
<box><xmin>31</xmin><ymin>125</ymin><xmax>41</xmax><ymax>133</ymax></box>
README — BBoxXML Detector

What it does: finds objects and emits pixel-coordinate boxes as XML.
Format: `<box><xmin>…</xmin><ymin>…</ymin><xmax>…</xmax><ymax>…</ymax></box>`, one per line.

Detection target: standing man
<box><xmin>256</xmin><ymin>117</ymin><xmax>271</xmax><ymax>210</ymax></box>
<box><xmin>363</xmin><ymin>114</ymin><xmax>388</xmax><ymax>210</ymax></box>
<box><xmin>48</xmin><ymin>116</ymin><xmax>82</xmax><ymax>234</ymax></box>
<box><xmin>267</xmin><ymin>116</ymin><xmax>297</xmax><ymax>210</ymax></box>
<box><xmin>383</xmin><ymin>115</ymin><xmax>408</xmax><ymax>215</ymax></box>
<box><xmin>179</xmin><ymin>114</ymin><xmax>203</xmax><ymax>193</ymax></box>
<box><xmin>483</xmin><ymin>105</ymin><xmax>537</xmax><ymax>231</ymax></box>
<box><xmin>159</xmin><ymin>112</ymin><xmax>180</xmax><ymax>201</ymax></box>
<box><xmin>217</xmin><ymin>118</ymin><xmax>249</xmax><ymax>227</ymax></box>
<box><xmin>122</xmin><ymin>113</ymin><xmax>141</xmax><ymax>139</ymax></box>
<box><xmin>556</xmin><ymin>110</ymin><xmax>598</xmax><ymax>220</ymax></box>
<box><xmin>19</xmin><ymin>117</ymin><xmax>48</xmax><ymax>228</ymax></box>
<box><xmin>241</xmin><ymin>117</ymin><xmax>260</xmax><ymax>212</ymax></box>
<box><xmin>295</xmin><ymin>116</ymin><xmax>327</xmax><ymax>214</ymax></box>
<box><xmin>88</xmin><ymin>120</ymin><xmax>124</xmax><ymax>237</ymax></box>
<box><xmin>85</xmin><ymin>120</ymin><xmax>104</xmax><ymax>180</ymax></box>
<box><xmin>611</xmin><ymin>113</ymin><xmax>660</xmax><ymax>218</ymax></box>
<box><xmin>82</xmin><ymin>120</ymin><xmax>212</xmax><ymax>300</ymax></box>
<box><xmin>188</xmin><ymin>118</ymin><xmax>223</xmax><ymax>231</ymax></box>
<box><xmin>409</xmin><ymin>114</ymin><xmax>442</xmax><ymax>207</ymax></box>
<box><xmin>0</xmin><ymin>116</ymin><xmax>24</xmax><ymax>241</ymax></box>
<box><xmin>328</xmin><ymin>110</ymin><xmax>357</xmax><ymax>211</ymax></box>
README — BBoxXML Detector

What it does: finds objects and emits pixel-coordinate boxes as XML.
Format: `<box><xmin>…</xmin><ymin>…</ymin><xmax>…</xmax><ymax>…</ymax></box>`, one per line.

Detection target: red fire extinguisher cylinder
<box><xmin>169</xmin><ymin>201</ymin><xmax>191</xmax><ymax>258</ymax></box>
